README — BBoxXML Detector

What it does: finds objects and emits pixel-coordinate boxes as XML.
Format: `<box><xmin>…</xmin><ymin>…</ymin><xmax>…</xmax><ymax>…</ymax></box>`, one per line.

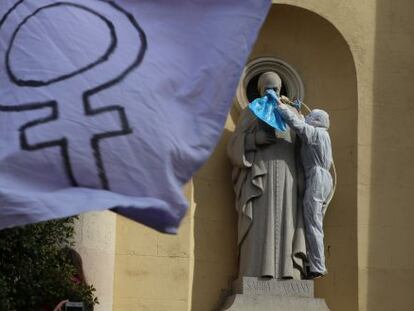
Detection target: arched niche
<box><xmin>191</xmin><ymin>4</ymin><xmax>358</xmax><ymax>311</ymax></box>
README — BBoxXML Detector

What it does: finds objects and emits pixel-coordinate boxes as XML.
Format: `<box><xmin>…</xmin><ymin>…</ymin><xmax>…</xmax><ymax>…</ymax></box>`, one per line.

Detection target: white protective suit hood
<box><xmin>305</xmin><ymin>109</ymin><xmax>330</xmax><ymax>129</ymax></box>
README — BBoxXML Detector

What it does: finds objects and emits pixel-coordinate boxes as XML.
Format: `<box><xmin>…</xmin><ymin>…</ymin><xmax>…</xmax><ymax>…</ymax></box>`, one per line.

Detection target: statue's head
<box><xmin>305</xmin><ymin>109</ymin><xmax>330</xmax><ymax>129</ymax></box>
<box><xmin>257</xmin><ymin>71</ymin><xmax>282</xmax><ymax>97</ymax></box>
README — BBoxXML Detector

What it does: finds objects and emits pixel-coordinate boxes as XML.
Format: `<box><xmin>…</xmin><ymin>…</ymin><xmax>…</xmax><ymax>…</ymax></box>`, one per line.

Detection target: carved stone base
<box><xmin>221</xmin><ymin>277</ymin><xmax>330</xmax><ymax>311</ymax></box>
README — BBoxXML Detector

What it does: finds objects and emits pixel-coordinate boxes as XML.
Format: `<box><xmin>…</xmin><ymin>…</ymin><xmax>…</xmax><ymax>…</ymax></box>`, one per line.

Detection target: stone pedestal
<box><xmin>221</xmin><ymin>277</ymin><xmax>330</xmax><ymax>311</ymax></box>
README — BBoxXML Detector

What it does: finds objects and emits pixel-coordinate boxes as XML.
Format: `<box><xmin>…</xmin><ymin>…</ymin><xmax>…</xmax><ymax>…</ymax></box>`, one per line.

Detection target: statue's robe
<box><xmin>228</xmin><ymin>108</ymin><xmax>307</xmax><ymax>279</ymax></box>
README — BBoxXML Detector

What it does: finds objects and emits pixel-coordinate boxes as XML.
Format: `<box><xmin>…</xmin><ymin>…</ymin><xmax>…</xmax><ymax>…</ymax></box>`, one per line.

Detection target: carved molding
<box><xmin>236</xmin><ymin>57</ymin><xmax>305</xmax><ymax>111</ymax></box>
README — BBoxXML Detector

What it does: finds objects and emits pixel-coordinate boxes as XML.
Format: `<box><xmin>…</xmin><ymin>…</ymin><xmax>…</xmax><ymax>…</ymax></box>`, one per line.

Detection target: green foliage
<box><xmin>0</xmin><ymin>218</ymin><xmax>98</xmax><ymax>311</ymax></box>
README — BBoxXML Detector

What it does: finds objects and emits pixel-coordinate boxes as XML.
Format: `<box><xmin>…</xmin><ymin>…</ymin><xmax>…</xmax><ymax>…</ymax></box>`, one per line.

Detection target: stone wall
<box><xmin>109</xmin><ymin>1</ymin><xmax>414</xmax><ymax>310</ymax></box>
<box><xmin>113</xmin><ymin>184</ymin><xmax>194</xmax><ymax>311</ymax></box>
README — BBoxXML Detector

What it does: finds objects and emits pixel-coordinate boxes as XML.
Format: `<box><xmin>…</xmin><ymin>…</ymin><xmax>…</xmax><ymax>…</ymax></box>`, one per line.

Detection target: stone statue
<box><xmin>227</xmin><ymin>72</ymin><xmax>307</xmax><ymax>279</ymax></box>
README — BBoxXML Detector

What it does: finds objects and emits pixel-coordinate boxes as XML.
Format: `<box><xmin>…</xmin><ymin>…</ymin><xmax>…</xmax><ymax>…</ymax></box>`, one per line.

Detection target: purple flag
<box><xmin>0</xmin><ymin>0</ymin><xmax>270</xmax><ymax>233</ymax></box>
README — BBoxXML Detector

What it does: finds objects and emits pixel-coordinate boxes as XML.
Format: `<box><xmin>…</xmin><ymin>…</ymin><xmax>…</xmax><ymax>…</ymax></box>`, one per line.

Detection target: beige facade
<box><xmin>83</xmin><ymin>1</ymin><xmax>414</xmax><ymax>310</ymax></box>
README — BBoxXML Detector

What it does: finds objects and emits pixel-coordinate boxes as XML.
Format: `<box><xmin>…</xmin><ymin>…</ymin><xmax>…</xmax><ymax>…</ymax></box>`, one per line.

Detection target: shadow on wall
<box><xmin>191</xmin><ymin>4</ymin><xmax>358</xmax><ymax>311</ymax></box>
<box><xmin>366</xmin><ymin>1</ymin><xmax>414</xmax><ymax>310</ymax></box>
<box><xmin>191</xmin><ymin>125</ymin><xmax>239</xmax><ymax>311</ymax></box>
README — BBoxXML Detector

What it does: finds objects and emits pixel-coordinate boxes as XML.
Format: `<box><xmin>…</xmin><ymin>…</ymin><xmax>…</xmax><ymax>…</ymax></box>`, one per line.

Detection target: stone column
<box><xmin>74</xmin><ymin>211</ymin><xmax>117</xmax><ymax>311</ymax></box>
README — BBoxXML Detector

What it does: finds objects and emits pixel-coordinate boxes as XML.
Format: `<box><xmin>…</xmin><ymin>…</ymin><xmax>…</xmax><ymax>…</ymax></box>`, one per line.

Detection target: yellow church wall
<box><xmin>190</xmin><ymin>116</ymin><xmax>238</xmax><ymax>311</ymax></box>
<box><xmin>112</xmin><ymin>1</ymin><xmax>414</xmax><ymax>311</ymax></box>
<box><xmin>275</xmin><ymin>1</ymin><xmax>414</xmax><ymax>310</ymax></box>
<box><xmin>113</xmin><ymin>183</ymin><xmax>194</xmax><ymax>311</ymax></box>
<box><xmin>363</xmin><ymin>0</ymin><xmax>414</xmax><ymax>310</ymax></box>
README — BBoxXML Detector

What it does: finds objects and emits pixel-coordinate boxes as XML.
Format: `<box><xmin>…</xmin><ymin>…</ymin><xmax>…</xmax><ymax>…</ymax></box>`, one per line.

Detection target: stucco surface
<box><xmin>276</xmin><ymin>1</ymin><xmax>414</xmax><ymax>310</ymax></box>
<box><xmin>110</xmin><ymin>1</ymin><xmax>414</xmax><ymax>310</ymax></box>
<box><xmin>113</xmin><ymin>183</ymin><xmax>194</xmax><ymax>311</ymax></box>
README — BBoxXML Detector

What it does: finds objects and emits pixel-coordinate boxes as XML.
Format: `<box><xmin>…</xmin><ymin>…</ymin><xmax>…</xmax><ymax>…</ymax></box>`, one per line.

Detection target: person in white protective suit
<box><xmin>276</xmin><ymin>99</ymin><xmax>333</xmax><ymax>279</ymax></box>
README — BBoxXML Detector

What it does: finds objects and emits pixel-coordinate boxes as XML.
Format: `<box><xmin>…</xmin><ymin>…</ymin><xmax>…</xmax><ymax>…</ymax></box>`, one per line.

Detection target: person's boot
<box><xmin>306</xmin><ymin>271</ymin><xmax>325</xmax><ymax>280</ymax></box>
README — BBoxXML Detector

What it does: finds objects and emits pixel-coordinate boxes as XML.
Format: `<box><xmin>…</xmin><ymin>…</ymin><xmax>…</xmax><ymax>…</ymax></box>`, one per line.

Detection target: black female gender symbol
<box><xmin>0</xmin><ymin>0</ymin><xmax>147</xmax><ymax>189</ymax></box>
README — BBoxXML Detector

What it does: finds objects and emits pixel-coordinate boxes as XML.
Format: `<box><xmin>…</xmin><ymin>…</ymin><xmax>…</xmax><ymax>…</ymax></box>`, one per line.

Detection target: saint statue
<box><xmin>227</xmin><ymin>71</ymin><xmax>307</xmax><ymax>279</ymax></box>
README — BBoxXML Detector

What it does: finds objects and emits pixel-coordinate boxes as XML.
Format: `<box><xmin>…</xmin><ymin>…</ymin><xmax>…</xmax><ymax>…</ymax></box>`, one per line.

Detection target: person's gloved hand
<box><xmin>255</xmin><ymin>129</ymin><xmax>277</xmax><ymax>145</ymax></box>
<box><xmin>292</xmin><ymin>99</ymin><xmax>302</xmax><ymax>110</ymax></box>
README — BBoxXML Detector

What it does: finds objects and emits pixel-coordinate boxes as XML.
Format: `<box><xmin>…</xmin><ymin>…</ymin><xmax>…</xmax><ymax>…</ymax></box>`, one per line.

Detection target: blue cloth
<box><xmin>248</xmin><ymin>90</ymin><xmax>287</xmax><ymax>132</ymax></box>
<box><xmin>0</xmin><ymin>0</ymin><xmax>271</xmax><ymax>233</ymax></box>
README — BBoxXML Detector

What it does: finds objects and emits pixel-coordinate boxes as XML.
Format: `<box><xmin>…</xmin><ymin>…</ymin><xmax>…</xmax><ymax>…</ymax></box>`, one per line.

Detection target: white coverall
<box><xmin>277</xmin><ymin>104</ymin><xmax>333</xmax><ymax>275</ymax></box>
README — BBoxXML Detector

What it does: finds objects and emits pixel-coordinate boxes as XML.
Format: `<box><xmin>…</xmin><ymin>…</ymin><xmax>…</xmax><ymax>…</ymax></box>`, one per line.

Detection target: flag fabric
<box><xmin>0</xmin><ymin>0</ymin><xmax>271</xmax><ymax>233</ymax></box>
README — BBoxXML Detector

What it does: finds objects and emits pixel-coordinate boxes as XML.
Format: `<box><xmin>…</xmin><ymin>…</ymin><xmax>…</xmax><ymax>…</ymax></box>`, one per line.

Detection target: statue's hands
<box><xmin>255</xmin><ymin>129</ymin><xmax>277</xmax><ymax>145</ymax></box>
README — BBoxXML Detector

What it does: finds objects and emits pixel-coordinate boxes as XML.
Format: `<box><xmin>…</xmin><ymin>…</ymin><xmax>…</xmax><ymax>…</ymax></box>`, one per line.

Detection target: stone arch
<box><xmin>191</xmin><ymin>4</ymin><xmax>358</xmax><ymax>311</ymax></box>
<box><xmin>236</xmin><ymin>57</ymin><xmax>305</xmax><ymax>110</ymax></box>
